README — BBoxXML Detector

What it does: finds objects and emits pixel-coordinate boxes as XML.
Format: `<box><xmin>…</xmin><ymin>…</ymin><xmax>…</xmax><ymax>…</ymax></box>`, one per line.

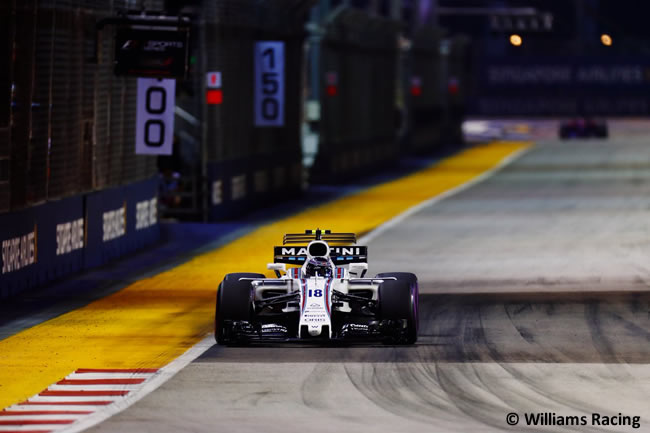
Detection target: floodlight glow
<box><xmin>601</xmin><ymin>34</ymin><xmax>612</xmax><ymax>46</ymax></box>
<box><xmin>509</xmin><ymin>34</ymin><xmax>522</xmax><ymax>46</ymax></box>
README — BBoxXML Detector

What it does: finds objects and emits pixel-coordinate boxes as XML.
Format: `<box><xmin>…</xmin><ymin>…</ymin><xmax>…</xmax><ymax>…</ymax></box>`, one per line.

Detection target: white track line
<box><xmin>24</xmin><ymin>396</ymin><xmax>123</xmax><ymax>403</ymax></box>
<box><xmin>3</xmin><ymin>145</ymin><xmax>529</xmax><ymax>433</ymax></box>
<box><xmin>59</xmin><ymin>337</ymin><xmax>214</xmax><ymax>433</ymax></box>
<box><xmin>46</xmin><ymin>385</ymin><xmax>141</xmax><ymax>391</ymax></box>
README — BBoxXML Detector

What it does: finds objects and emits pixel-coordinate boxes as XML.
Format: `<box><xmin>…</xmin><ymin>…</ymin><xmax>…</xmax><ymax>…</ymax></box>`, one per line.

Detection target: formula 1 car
<box><xmin>559</xmin><ymin>118</ymin><xmax>608</xmax><ymax>139</ymax></box>
<box><xmin>214</xmin><ymin>229</ymin><xmax>418</xmax><ymax>345</ymax></box>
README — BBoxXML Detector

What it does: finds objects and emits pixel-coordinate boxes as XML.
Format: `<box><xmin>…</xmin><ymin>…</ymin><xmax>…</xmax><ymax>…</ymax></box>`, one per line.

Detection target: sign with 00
<box><xmin>135</xmin><ymin>78</ymin><xmax>175</xmax><ymax>155</ymax></box>
<box><xmin>254</xmin><ymin>41</ymin><xmax>285</xmax><ymax>127</ymax></box>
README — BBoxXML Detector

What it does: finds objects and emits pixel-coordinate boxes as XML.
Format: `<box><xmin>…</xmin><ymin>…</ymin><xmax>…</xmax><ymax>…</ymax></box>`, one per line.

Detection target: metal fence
<box><xmin>0</xmin><ymin>0</ymin><xmax>161</xmax><ymax>214</ymax></box>
<box><xmin>201</xmin><ymin>0</ymin><xmax>311</xmax><ymax>220</ymax></box>
<box><xmin>311</xmin><ymin>7</ymin><xmax>399</xmax><ymax>183</ymax></box>
<box><xmin>442</xmin><ymin>35</ymin><xmax>471</xmax><ymax>148</ymax></box>
<box><xmin>407</xmin><ymin>27</ymin><xmax>444</xmax><ymax>154</ymax></box>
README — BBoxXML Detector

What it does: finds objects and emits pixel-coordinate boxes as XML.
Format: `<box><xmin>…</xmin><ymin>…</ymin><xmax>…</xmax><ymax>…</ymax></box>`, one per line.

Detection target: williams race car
<box><xmin>559</xmin><ymin>117</ymin><xmax>608</xmax><ymax>139</ymax></box>
<box><xmin>214</xmin><ymin>229</ymin><xmax>418</xmax><ymax>345</ymax></box>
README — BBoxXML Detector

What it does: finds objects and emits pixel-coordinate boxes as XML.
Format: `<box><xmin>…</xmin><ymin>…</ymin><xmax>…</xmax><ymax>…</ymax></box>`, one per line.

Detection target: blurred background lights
<box><xmin>509</xmin><ymin>34</ymin><xmax>522</xmax><ymax>46</ymax></box>
<box><xmin>601</xmin><ymin>33</ymin><xmax>612</xmax><ymax>46</ymax></box>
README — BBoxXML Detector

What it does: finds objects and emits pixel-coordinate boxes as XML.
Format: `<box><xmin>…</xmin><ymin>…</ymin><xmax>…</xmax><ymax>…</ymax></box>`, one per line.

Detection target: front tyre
<box><xmin>214</xmin><ymin>273</ymin><xmax>264</xmax><ymax>345</ymax></box>
<box><xmin>376</xmin><ymin>272</ymin><xmax>419</xmax><ymax>344</ymax></box>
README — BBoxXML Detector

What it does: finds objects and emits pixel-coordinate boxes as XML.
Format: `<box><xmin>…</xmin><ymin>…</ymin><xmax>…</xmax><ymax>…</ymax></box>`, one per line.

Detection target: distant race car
<box><xmin>559</xmin><ymin>118</ymin><xmax>608</xmax><ymax>139</ymax></box>
<box><xmin>214</xmin><ymin>229</ymin><xmax>418</xmax><ymax>345</ymax></box>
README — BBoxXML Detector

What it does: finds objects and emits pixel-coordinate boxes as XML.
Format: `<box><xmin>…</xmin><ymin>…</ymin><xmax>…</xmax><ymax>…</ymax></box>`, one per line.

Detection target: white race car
<box><xmin>214</xmin><ymin>229</ymin><xmax>419</xmax><ymax>345</ymax></box>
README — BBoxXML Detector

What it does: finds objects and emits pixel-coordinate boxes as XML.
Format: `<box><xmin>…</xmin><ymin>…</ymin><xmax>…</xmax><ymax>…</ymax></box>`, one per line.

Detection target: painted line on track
<box><xmin>0</xmin><ymin>141</ymin><xmax>531</xmax><ymax>432</ymax></box>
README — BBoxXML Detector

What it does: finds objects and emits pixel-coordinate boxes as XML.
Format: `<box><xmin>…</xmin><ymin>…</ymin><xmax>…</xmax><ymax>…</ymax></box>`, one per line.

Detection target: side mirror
<box><xmin>348</xmin><ymin>263</ymin><xmax>368</xmax><ymax>278</ymax></box>
<box><xmin>267</xmin><ymin>263</ymin><xmax>286</xmax><ymax>278</ymax></box>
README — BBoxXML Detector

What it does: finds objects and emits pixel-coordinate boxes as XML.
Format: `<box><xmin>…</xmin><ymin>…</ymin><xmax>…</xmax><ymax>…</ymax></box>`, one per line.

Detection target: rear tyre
<box><xmin>377</xmin><ymin>274</ymin><xmax>419</xmax><ymax>345</ymax></box>
<box><xmin>214</xmin><ymin>273</ymin><xmax>263</xmax><ymax>345</ymax></box>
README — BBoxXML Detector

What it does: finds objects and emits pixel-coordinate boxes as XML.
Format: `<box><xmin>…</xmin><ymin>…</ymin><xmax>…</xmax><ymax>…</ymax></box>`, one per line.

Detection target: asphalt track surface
<box><xmin>83</xmin><ymin>139</ymin><xmax>650</xmax><ymax>433</ymax></box>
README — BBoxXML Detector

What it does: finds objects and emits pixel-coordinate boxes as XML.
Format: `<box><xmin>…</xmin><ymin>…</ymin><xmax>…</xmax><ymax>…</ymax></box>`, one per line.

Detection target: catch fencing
<box><xmin>0</xmin><ymin>0</ymin><xmax>163</xmax><ymax>298</ymax></box>
<box><xmin>310</xmin><ymin>7</ymin><xmax>399</xmax><ymax>182</ymax></box>
<box><xmin>201</xmin><ymin>0</ymin><xmax>311</xmax><ymax>220</ymax></box>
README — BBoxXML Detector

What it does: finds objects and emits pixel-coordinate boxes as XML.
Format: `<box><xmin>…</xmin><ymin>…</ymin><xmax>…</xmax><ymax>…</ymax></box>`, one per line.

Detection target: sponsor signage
<box><xmin>56</xmin><ymin>218</ymin><xmax>84</xmax><ymax>256</ymax></box>
<box><xmin>2</xmin><ymin>227</ymin><xmax>37</xmax><ymax>274</ymax></box>
<box><xmin>231</xmin><ymin>174</ymin><xmax>247</xmax><ymax>201</ymax></box>
<box><xmin>114</xmin><ymin>28</ymin><xmax>189</xmax><ymax>78</ymax></box>
<box><xmin>212</xmin><ymin>180</ymin><xmax>223</xmax><ymax>205</ymax></box>
<box><xmin>303</xmin><ymin>312</ymin><xmax>328</xmax><ymax>323</ymax></box>
<box><xmin>471</xmin><ymin>56</ymin><xmax>650</xmax><ymax>116</ymax></box>
<box><xmin>136</xmin><ymin>78</ymin><xmax>175</xmax><ymax>155</ymax></box>
<box><xmin>254</xmin><ymin>41</ymin><xmax>285</xmax><ymax>126</ymax></box>
<box><xmin>253</xmin><ymin>170</ymin><xmax>268</xmax><ymax>193</ymax></box>
<box><xmin>102</xmin><ymin>204</ymin><xmax>126</xmax><ymax>242</ymax></box>
<box><xmin>1</xmin><ymin>178</ymin><xmax>160</xmax><ymax>298</ymax></box>
<box><xmin>275</xmin><ymin>246</ymin><xmax>367</xmax><ymax>256</ymax></box>
<box><xmin>482</xmin><ymin>63</ymin><xmax>649</xmax><ymax>88</ymax></box>
<box><xmin>135</xmin><ymin>197</ymin><xmax>157</xmax><ymax>230</ymax></box>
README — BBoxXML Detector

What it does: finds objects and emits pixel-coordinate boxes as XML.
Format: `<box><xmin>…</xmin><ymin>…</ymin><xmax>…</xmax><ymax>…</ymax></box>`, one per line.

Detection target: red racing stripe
<box><xmin>57</xmin><ymin>378</ymin><xmax>145</xmax><ymax>385</ymax></box>
<box><xmin>19</xmin><ymin>401</ymin><xmax>112</xmax><ymax>406</ymax></box>
<box><xmin>0</xmin><ymin>419</ymin><xmax>75</xmax><ymax>425</ymax></box>
<box><xmin>75</xmin><ymin>368</ymin><xmax>158</xmax><ymax>374</ymax></box>
<box><xmin>39</xmin><ymin>390</ymin><xmax>129</xmax><ymax>397</ymax></box>
<box><xmin>0</xmin><ymin>411</ymin><xmax>92</xmax><ymax>415</ymax></box>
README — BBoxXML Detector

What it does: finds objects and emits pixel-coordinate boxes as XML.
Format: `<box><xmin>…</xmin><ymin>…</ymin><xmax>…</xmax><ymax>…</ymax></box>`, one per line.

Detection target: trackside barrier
<box><xmin>0</xmin><ymin>177</ymin><xmax>159</xmax><ymax>299</ymax></box>
<box><xmin>310</xmin><ymin>7</ymin><xmax>400</xmax><ymax>183</ymax></box>
<box><xmin>207</xmin><ymin>155</ymin><xmax>302</xmax><ymax>221</ymax></box>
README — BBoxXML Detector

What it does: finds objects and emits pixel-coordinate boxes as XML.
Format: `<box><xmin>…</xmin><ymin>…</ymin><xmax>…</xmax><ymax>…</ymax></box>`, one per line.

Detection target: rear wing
<box><xmin>283</xmin><ymin>229</ymin><xmax>356</xmax><ymax>245</ymax></box>
<box><xmin>274</xmin><ymin>245</ymin><xmax>368</xmax><ymax>265</ymax></box>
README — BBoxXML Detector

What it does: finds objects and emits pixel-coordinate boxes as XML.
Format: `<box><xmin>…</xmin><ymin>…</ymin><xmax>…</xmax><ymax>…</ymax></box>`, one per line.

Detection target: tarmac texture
<box><xmin>86</xmin><ymin>139</ymin><xmax>650</xmax><ymax>433</ymax></box>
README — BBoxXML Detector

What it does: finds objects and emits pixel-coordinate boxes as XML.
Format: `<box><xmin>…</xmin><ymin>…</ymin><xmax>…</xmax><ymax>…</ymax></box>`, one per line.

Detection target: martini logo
<box><xmin>2</xmin><ymin>228</ymin><xmax>36</xmax><ymax>274</ymax></box>
<box><xmin>330</xmin><ymin>247</ymin><xmax>363</xmax><ymax>255</ymax></box>
<box><xmin>282</xmin><ymin>247</ymin><xmax>308</xmax><ymax>256</ymax></box>
<box><xmin>281</xmin><ymin>247</ymin><xmax>363</xmax><ymax>256</ymax></box>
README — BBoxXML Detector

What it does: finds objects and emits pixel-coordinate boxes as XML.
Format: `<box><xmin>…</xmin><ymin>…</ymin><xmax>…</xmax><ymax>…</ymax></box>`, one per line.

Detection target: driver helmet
<box><xmin>304</xmin><ymin>257</ymin><xmax>333</xmax><ymax>278</ymax></box>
